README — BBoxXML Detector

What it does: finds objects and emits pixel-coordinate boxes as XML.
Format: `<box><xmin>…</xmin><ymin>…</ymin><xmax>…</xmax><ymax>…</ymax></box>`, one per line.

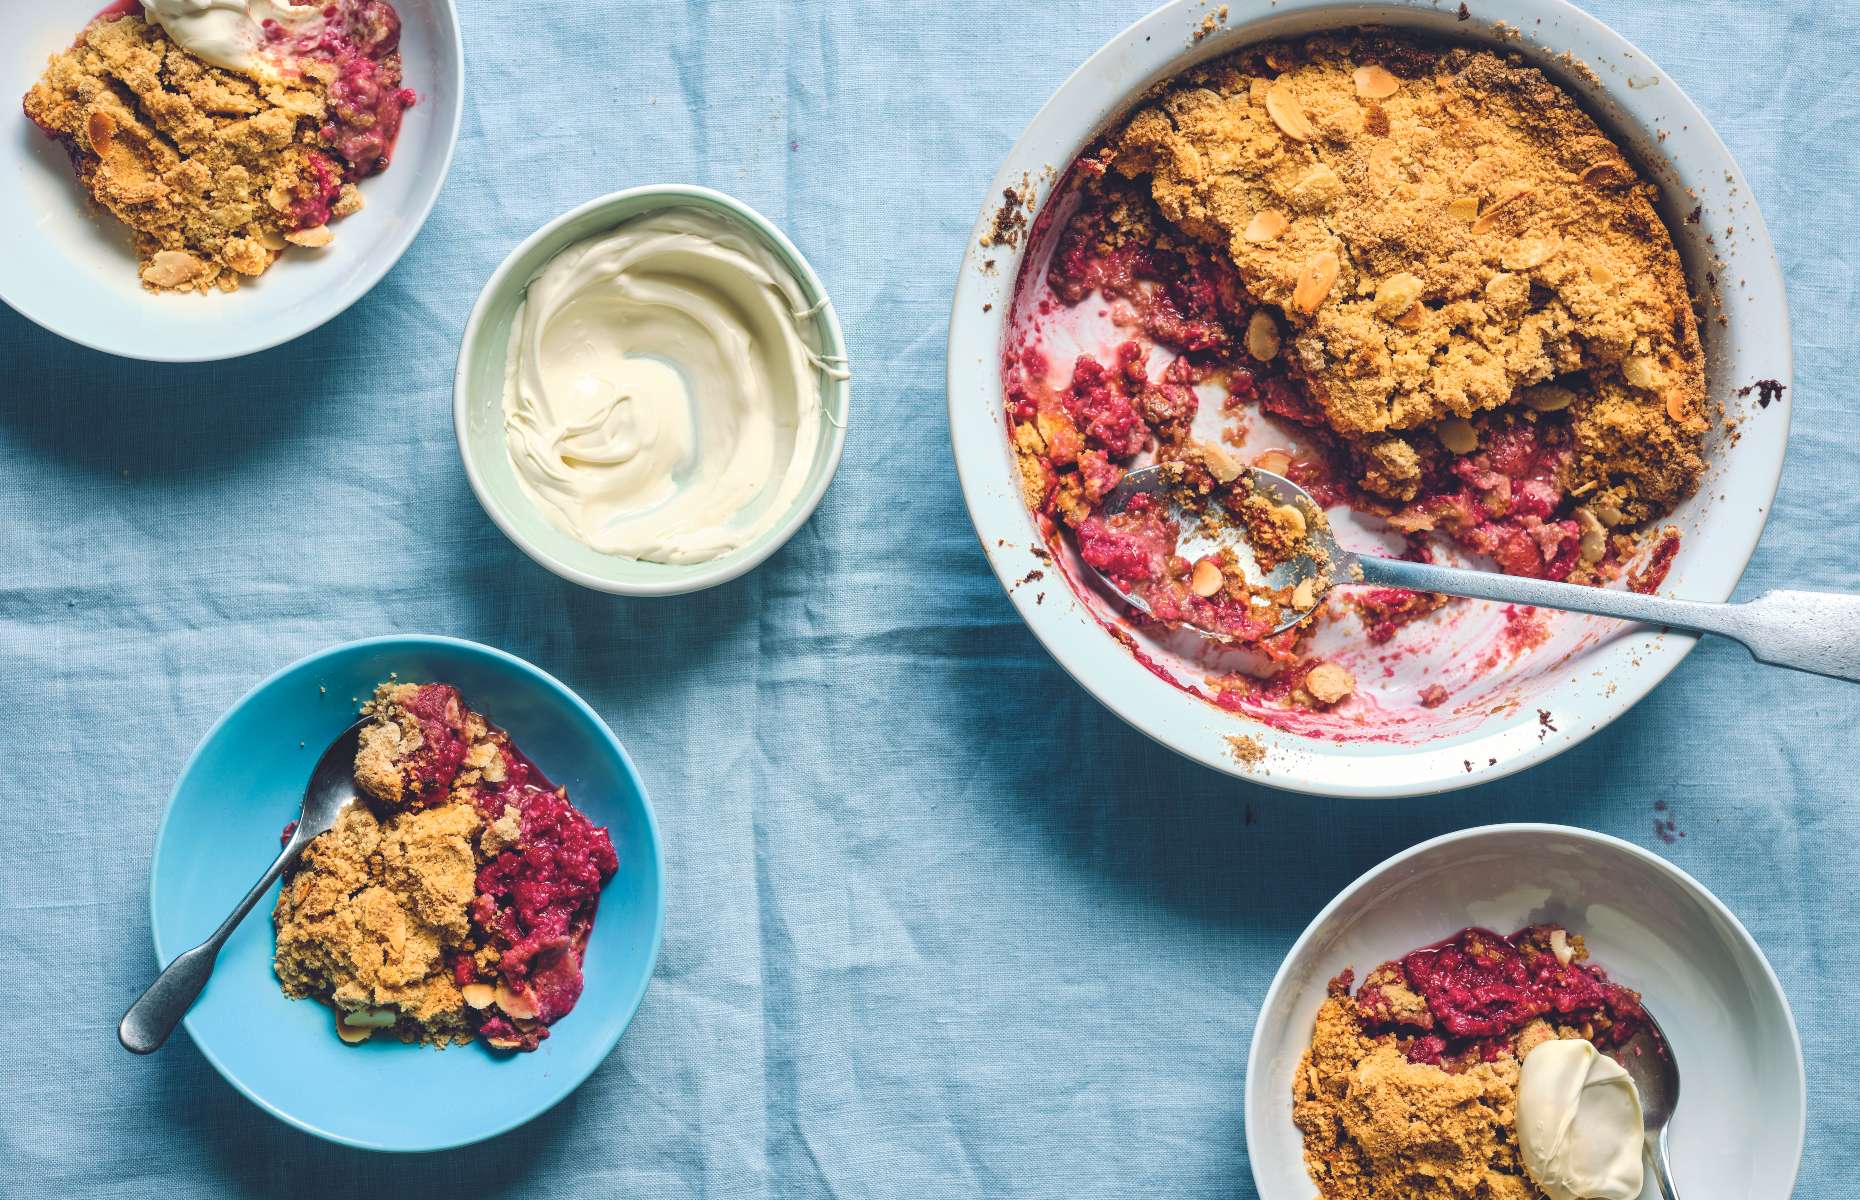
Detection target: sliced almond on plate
<box><xmin>285</xmin><ymin>225</ymin><xmax>334</xmax><ymax>248</ymax></box>
<box><xmin>495</xmin><ymin>981</ymin><xmax>539</xmax><ymax>1021</ymax></box>
<box><xmin>1352</xmin><ymin>64</ymin><xmax>1401</xmax><ymax>100</ymax></box>
<box><xmin>1291</xmin><ymin>251</ymin><xmax>1340</xmax><ymax>314</ymax></box>
<box><xmin>1245</xmin><ymin>310</ymin><xmax>1281</xmax><ymax>361</ymax></box>
<box><xmin>1265</xmin><ymin>81</ymin><xmax>1315</xmax><ymax>141</ymax></box>
<box><xmin>1244</xmin><ymin>209</ymin><xmax>1289</xmax><ymax>243</ymax></box>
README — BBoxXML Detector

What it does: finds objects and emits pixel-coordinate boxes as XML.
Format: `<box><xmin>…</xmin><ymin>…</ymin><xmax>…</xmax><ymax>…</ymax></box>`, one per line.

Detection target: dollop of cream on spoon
<box><xmin>1517</xmin><ymin>1038</ymin><xmax>1646</xmax><ymax>1200</ymax></box>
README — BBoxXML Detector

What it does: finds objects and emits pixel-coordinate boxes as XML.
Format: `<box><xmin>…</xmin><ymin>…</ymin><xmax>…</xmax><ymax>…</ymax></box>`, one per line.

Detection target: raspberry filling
<box><xmin>1010</xmin><ymin>167</ymin><xmax>1687</xmax><ymax>667</ymax></box>
<box><xmin>1356</xmin><ymin>926</ymin><xmax>1646</xmax><ymax>1067</ymax></box>
<box><xmin>397</xmin><ymin>682</ymin><xmax>472</xmax><ymax>804</ymax></box>
<box><xmin>264</xmin><ymin>0</ymin><xmax>418</xmax><ymax>179</ymax></box>
<box><xmin>464</xmin><ymin>758</ymin><xmax>618</xmax><ymax>1050</ymax></box>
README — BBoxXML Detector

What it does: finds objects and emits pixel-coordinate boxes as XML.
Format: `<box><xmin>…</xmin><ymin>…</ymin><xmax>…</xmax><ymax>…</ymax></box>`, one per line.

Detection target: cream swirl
<box><xmin>502</xmin><ymin>207</ymin><xmax>845</xmax><ymax>565</ymax></box>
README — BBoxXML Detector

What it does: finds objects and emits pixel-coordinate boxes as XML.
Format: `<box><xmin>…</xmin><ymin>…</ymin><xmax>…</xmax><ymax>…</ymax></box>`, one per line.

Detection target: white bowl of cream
<box><xmin>456</xmin><ymin>187</ymin><xmax>851</xmax><ymax>595</ymax></box>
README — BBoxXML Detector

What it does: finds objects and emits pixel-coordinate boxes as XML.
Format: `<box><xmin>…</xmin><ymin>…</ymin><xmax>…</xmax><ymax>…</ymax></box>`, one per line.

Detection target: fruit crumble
<box><xmin>1294</xmin><ymin>925</ymin><xmax>1649</xmax><ymax>1200</ymax></box>
<box><xmin>1004</xmin><ymin>32</ymin><xmax>1706</xmax><ymax>714</ymax></box>
<box><xmin>22</xmin><ymin>1</ymin><xmax>416</xmax><ymax>294</ymax></box>
<box><xmin>274</xmin><ymin>681</ymin><xmax>618</xmax><ymax>1052</ymax></box>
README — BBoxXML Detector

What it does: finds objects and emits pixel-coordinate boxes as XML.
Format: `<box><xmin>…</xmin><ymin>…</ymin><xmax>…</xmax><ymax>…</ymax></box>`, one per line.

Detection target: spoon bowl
<box><xmin>117</xmin><ymin>720</ymin><xmax>366</xmax><ymax>1054</ymax></box>
<box><xmin>1617</xmin><ymin>1008</ymin><xmax>1683</xmax><ymax>1198</ymax></box>
<box><xmin>1096</xmin><ymin>464</ymin><xmax>1333</xmax><ymax>639</ymax></box>
<box><xmin>1094</xmin><ymin>464</ymin><xmax>1860</xmax><ymax>685</ymax></box>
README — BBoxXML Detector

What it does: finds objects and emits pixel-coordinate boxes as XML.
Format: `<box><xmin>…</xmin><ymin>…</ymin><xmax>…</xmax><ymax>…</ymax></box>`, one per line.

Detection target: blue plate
<box><xmin>147</xmin><ymin>635</ymin><xmax>665</xmax><ymax>1151</ymax></box>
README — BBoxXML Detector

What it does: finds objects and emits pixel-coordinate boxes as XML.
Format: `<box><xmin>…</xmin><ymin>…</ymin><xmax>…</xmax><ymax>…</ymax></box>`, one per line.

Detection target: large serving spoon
<box><xmin>1095</xmin><ymin>465</ymin><xmax>1860</xmax><ymax>684</ymax></box>
<box><xmin>1616</xmin><ymin>1008</ymin><xmax>1682</xmax><ymax>1199</ymax></box>
<box><xmin>118</xmin><ymin>721</ymin><xmax>367</xmax><ymax>1054</ymax></box>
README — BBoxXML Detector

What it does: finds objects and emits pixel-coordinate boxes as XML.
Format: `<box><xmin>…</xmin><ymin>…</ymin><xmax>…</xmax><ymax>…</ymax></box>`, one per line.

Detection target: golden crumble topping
<box><xmin>1296</xmin><ymin>993</ymin><xmax>1545</xmax><ymax>1200</ymax></box>
<box><xmin>272</xmin><ymin>801</ymin><xmax>482</xmax><ymax>1047</ymax></box>
<box><xmin>1108</xmin><ymin>33</ymin><xmax>1707</xmax><ymax>523</ymax></box>
<box><xmin>22</xmin><ymin>13</ymin><xmax>361</xmax><ymax>294</ymax></box>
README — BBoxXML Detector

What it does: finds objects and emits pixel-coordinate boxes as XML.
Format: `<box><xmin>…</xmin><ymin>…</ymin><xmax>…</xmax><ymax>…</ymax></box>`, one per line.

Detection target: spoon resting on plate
<box><xmin>118</xmin><ymin>721</ymin><xmax>366</xmax><ymax>1054</ymax></box>
<box><xmin>1092</xmin><ymin>464</ymin><xmax>1860</xmax><ymax>685</ymax></box>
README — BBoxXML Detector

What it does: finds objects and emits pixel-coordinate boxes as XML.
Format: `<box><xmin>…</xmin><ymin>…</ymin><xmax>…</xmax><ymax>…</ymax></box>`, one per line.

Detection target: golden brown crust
<box><xmin>1296</xmin><ymin>995</ymin><xmax>1538</xmax><ymax>1200</ymax></box>
<box><xmin>22</xmin><ymin>14</ymin><xmax>339</xmax><ymax>293</ymax></box>
<box><xmin>272</xmin><ymin>802</ymin><xmax>482</xmax><ymax>1046</ymax></box>
<box><xmin>353</xmin><ymin>682</ymin><xmax>423</xmax><ymax>806</ymax></box>
<box><xmin>1109</xmin><ymin>33</ymin><xmax>1706</xmax><ymax>519</ymax></box>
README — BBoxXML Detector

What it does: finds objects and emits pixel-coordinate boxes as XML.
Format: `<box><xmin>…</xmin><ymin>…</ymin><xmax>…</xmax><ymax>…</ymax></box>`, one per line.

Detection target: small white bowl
<box><xmin>947</xmin><ymin>0</ymin><xmax>1792</xmax><ymax>797</ymax></box>
<box><xmin>0</xmin><ymin>0</ymin><xmax>464</xmax><ymax>362</ymax></box>
<box><xmin>1245</xmin><ymin>824</ymin><xmax>1805</xmax><ymax>1199</ymax></box>
<box><xmin>454</xmin><ymin>186</ymin><xmax>852</xmax><ymax>597</ymax></box>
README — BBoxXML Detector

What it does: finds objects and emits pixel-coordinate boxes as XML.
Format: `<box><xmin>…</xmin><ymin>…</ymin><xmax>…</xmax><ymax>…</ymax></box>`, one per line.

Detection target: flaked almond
<box><xmin>1373</xmin><ymin>272</ymin><xmax>1423</xmax><ymax>320</ymax></box>
<box><xmin>1549</xmin><ymin>927</ymin><xmax>1575</xmax><ymax>966</ymax></box>
<box><xmin>1520</xmin><ymin>384</ymin><xmax>1576</xmax><ymax>412</ymax></box>
<box><xmin>1353</xmin><ymin>64</ymin><xmax>1401</xmax><ymax>100</ymax></box>
<box><xmin>460</xmin><ymin>982</ymin><xmax>496</xmax><ymax>1010</ymax></box>
<box><xmin>1305</xmin><ymin>662</ymin><xmax>1356</xmax><ymax>706</ymax></box>
<box><xmin>1248</xmin><ymin>76</ymin><xmax>1271</xmax><ymax>105</ymax></box>
<box><xmin>1502</xmin><ymin>236</ymin><xmax>1558</xmax><ymax>271</ymax></box>
<box><xmin>1245</xmin><ymin>309</ymin><xmax>1281</xmax><ymax>361</ymax></box>
<box><xmin>495</xmin><ymin>981</ymin><xmax>539</xmax><ymax>1021</ymax></box>
<box><xmin>342</xmin><ymin>1008</ymin><xmax>397</xmax><ymax>1028</ymax></box>
<box><xmin>141</xmin><ymin>250</ymin><xmax>207</xmax><ymax>290</ymax></box>
<box><xmin>1291</xmin><ymin>577</ymin><xmax>1318</xmax><ymax>612</ymax></box>
<box><xmin>1265</xmin><ymin>81</ymin><xmax>1315</xmax><ymax>142</ymax></box>
<box><xmin>1665</xmin><ymin>391</ymin><xmax>1693</xmax><ymax>424</ymax></box>
<box><xmin>1623</xmin><ymin>354</ymin><xmax>1659</xmax><ymax>390</ymax></box>
<box><xmin>1200</xmin><ymin>442</ymin><xmax>1243</xmax><ymax>484</ymax></box>
<box><xmin>485</xmin><ymin>1035</ymin><xmax>526</xmax><ymax>1051</ymax></box>
<box><xmin>1592</xmin><ymin>501</ymin><xmax>1626</xmax><ymax>527</ymax></box>
<box><xmin>1291</xmin><ymin>250</ymin><xmax>1340</xmax><ymax>314</ymax></box>
<box><xmin>336</xmin><ymin>1022</ymin><xmax>373</xmax><ymax>1045</ymax></box>
<box><xmin>1472</xmin><ymin>180</ymin><xmax>1535</xmax><ymax>234</ymax></box>
<box><xmin>87</xmin><ymin>110</ymin><xmax>117</xmax><ymax>154</ymax></box>
<box><xmin>1446</xmin><ymin>196</ymin><xmax>1481</xmax><ymax>223</ymax></box>
<box><xmin>1575</xmin><ymin>507</ymin><xmax>1607</xmax><ymax>564</ymax></box>
<box><xmin>1437</xmin><ymin>416</ymin><xmax>1479</xmax><ymax>455</ymax></box>
<box><xmin>258</xmin><ymin>228</ymin><xmax>289</xmax><ymax>251</ymax></box>
<box><xmin>1244</xmin><ymin>208</ymin><xmax>1289</xmax><ymax>243</ymax></box>
<box><xmin>1190</xmin><ymin>559</ymin><xmax>1225</xmax><ymax>597</ymax></box>
<box><xmin>1579</xmin><ymin>160</ymin><xmax>1631</xmax><ymax>188</ymax></box>
<box><xmin>285</xmin><ymin>225</ymin><xmax>334</xmax><ymax>248</ymax></box>
<box><xmin>1391</xmin><ymin>302</ymin><xmax>1425</xmax><ymax>330</ymax></box>
<box><xmin>1273</xmin><ymin>503</ymin><xmax>1307</xmax><ymax>537</ymax></box>
<box><xmin>1254</xmin><ymin>450</ymin><xmax>1293</xmax><ymax>476</ymax></box>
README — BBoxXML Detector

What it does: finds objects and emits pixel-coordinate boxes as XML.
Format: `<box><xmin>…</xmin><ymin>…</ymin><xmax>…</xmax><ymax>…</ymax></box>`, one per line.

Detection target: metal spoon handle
<box><xmin>118</xmin><ymin>837</ymin><xmax>302</xmax><ymax>1054</ymax></box>
<box><xmin>1353</xmin><ymin>557</ymin><xmax>1860</xmax><ymax>684</ymax></box>
<box><xmin>1646</xmin><ymin>1127</ymin><xmax>1681</xmax><ymax>1199</ymax></box>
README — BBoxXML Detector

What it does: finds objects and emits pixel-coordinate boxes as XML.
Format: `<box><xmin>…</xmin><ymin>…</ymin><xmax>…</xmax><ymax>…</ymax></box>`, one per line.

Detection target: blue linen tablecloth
<box><xmin>3</xmin><ymin>1</ymin><xmax>1856</xmax><ymax>1195</ymax></box>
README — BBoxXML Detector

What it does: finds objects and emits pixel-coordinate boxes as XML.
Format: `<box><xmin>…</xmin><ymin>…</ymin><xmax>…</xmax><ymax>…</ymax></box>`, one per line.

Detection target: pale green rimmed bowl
<box><xmin>454</xmin><ymin>186</ymin><xmax>851</xmax><ymax>595</ymax></box>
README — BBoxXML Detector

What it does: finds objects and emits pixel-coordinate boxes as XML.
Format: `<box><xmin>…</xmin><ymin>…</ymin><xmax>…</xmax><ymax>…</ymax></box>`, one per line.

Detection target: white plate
<box><xmin>1245</xmin><ymin>824</ymin><xmax>1804</xmax><ymax>1199</ymax></box>
<box><xmin>946</xmin><ymin>0</ymin><xmax>1793</xmax><ymax>797</ymax></box>
<box><xmin>0</xmin><ymin>0</ymin><xmax>463</xmax><ymax>362</ymax></box>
